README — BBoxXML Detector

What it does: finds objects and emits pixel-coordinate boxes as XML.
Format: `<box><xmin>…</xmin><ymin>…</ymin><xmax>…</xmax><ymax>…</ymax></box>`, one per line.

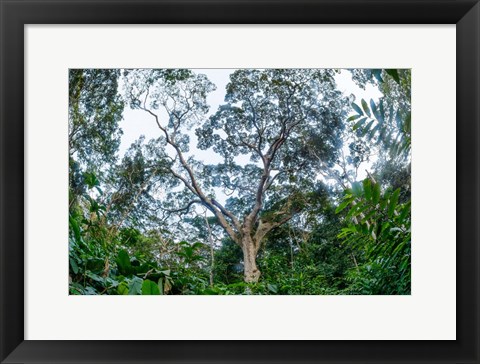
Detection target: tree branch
<box><xmin>211</xmin><ymin>198</ymin><xmax>242</xmax><ymax>231</ymax></box>
<box><xmin>253</xmin><ymin>213</ymin><xmax>295</xmax><ymax>248</ymax></box>
<box><xmin>253</xmin><ymin>195</ymin><xmax>300</xmax><ymax>246</ymax></box>
<box><xmin>140</xmin><ymin>105</ymin><xmax>241</xmax><ymax>247</ymax></box>
<box><xmin>162</xmin><ymin>199</ymin><xmax>203</xmax><ymax>215</ymax></box>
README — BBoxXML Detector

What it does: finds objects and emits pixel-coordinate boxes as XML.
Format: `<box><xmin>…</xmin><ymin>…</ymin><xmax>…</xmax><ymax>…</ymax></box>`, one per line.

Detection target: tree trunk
<box><xmin>242</xmin><ymin>235</ymin><xmax>261</xmax><ymax>283</ymax></box>
<box><xmin>204</xmin><ymin>212</ymin><xmax>215</xmax><ymax>287</ymax></box>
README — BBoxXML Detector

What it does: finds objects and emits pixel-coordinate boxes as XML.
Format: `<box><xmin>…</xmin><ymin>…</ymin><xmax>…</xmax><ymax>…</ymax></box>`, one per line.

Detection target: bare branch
<box><xmin>162</xmin><ymin>199</ymin><xmax>203</xmax><ymax>215</ymax></box>
<box><xmin>140</xmin><ymin>104</ymin><xmax>241</xmax><ymax>247</ymax></box>
<box><xmin>211</xmin><ymin>208</ymin><xmax>241</xmax><ymax>246</ymax></box>
<box><xmin>211</xmin><ymin>198</ymin><xmax>242</xmax><ymax>231</ymax></box>
<box><xmin>253</xmin><ymin>213</ymin><xmax>295</xmax><ymax>248</ymax></box>
<box><xmin>252</xmin><ymin>194</ymin><xmax>301</xmax><ymax>246</ymax></box>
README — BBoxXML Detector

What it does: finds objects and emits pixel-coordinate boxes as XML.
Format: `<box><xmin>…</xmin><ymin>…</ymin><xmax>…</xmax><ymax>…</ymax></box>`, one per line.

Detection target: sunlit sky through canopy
<box><xmin>118</xmin><ymin>69</ymin><xmax>383</xmax><ymax>203</ymax></box>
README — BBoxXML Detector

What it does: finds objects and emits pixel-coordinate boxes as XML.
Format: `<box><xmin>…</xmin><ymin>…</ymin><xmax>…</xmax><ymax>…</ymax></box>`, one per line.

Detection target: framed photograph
<box><xmin>1</xmin><ymin>0</ymin><xmax>478</xmax><ymax>363</ymax></box>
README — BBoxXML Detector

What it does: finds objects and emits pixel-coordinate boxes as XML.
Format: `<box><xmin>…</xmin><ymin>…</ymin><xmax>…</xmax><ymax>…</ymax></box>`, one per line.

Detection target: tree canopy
<box><xmin>69</xmin><ymin>68</ymin><xmax>411</xmax><ymax>295</ymax></box>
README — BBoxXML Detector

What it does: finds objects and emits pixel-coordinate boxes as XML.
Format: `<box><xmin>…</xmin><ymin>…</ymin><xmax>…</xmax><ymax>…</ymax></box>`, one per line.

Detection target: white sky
<box><xmin>118</xmin><ymin>69</ymin><xmax>383</xmax><ymax>196</ymax></box>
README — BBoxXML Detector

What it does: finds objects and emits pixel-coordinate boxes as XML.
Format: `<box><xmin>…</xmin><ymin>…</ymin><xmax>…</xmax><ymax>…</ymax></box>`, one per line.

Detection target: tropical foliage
<box><xmin>69</xmin><ymin>68</ymin><xmax>411</xmax><ymax>295</ymax></box>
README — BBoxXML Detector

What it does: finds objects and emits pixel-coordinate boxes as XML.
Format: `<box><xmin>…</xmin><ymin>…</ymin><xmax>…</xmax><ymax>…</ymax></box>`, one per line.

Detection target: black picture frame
<box><xmin>1</xmin><ymin>1</ymin><xmax>479</xmax><ymax>363</ymax></box>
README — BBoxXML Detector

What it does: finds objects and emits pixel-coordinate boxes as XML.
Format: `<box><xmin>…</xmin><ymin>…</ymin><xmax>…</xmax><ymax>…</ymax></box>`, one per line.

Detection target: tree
<box><xmin>69</xmin><ymin>69</ymin><xmax>124</xmax><ymax>208</ymax></box>
<box><xmin>348</xmin><ymin>69</ymin><xmax>411</xmax><ymax>161</ymax></box>
<box><xmin>69</xmin><ymin>69</ymin><xmax>124</xmax><ymax>169</ymax></box>
<box><xmin>124</xmin><ymin>69</ymin><xmax>349</xmax><ymax>282</ymax></box>
<box><xmin>335</xmin><ymin>69</ymin><xmax>411</xmax><ymax>294</ymax></box>
<box><xmin>101</xmin><ymin>136</ymin><xmax>174</xmax><ymax>233</ymax></box>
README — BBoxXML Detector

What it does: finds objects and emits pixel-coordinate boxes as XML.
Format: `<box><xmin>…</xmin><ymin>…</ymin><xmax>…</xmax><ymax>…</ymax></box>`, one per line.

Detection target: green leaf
<box><xmin>385</xmin><ymin>69</ymin><xmax>400</xmax><ymax>83</ymax></box>
<box><xmin>336</xmin><ymin>199</ymin><xmax>352</xmax><ymax>214</ymax></box>
<box><xmin>372</xmin><ymin>182</ymin><xmax>381</xmax><ymax>204</ymax></box>
<box><xmin>347</xmin><ymin>114</ymin><xmax>361</xmax><ymax>122</ymax></box>
<box><xmin>388</xmin><ymin>188</ymin><xmax>401</xmax><ymax>218</ymax></box>
<box><xmin>370</xmin><ymin>99</ymin><xmax>378</xmax><ymax>116</ymax></box>
<box><xmin>128</xmin><ymin>276</ymin><xmax>143</xmax><ymax>295</ymax></box>
<box><xmin>369</xmin><ymin>124</ymin><xmax>381</xmax><ymax>139</ymax></box>
<box><xmin>356</xmin><ymin>204</ymin><xmax>371</xmax><ymax>220</ymax></box>
<box><xmin>353</xmin><ymin>117</ymin><xmax>368</xmax><ymax>131</ymax></box>
<box><xmin>351</xmin><ymin>102</ymin><xmax>363</xmax><ymax>116</ymax></box>
<box><xmin>351</xmin><ymin>182</ymin><xmax>363</xmax><ymax>197</ymax></box>
<box><xmin>380</xmin><ymin>196</ymin><xmax>388</xmax><ymax>210</ymax></box>
<box><xmin>267</xmin><ymin>283</ymin><xmax>278</xmax><ymax>294</ymax></box>
<box><xmin>105</xmin><ymin>278</ymin><xmax>119</xmax><ymax>288</ymax></box>
<box><xmin>399</xmin><ymin>201</ymin><xmax>411</xmax><ymax>222</ymax></box>
<box><xmin>370</xmin><ymin>99</ymin><xmax>384</xmax><ymax>123</ymax></box>
<box><xmin>69</xmin><ymin>216</ymin><xmax>82</xmax><ymax>243</ymax></box>
<box><xmin>338</xmin><ymin>226</ymin><xmax>357</xmax><ymax>238</ymax></box>
<box><xmin>380</xmin><ymin>222</ymin><xmax>391</xmax><ymax>234</ymax></box>
<box><xmin>69</xmin><ymin>258</ymin><xmax>79</xmax><ymax>275</ymax></box>
<box><xmin>363</xmin><ymin>179</ymin><xmax>372</xmax><ymax>201</ymax></box>
<box><xmin>361</xmin><ymin>99</ymin><xmax>371</xmax><ymax>117</ymax></box>
<box><xmin>362</xmin><ymin>120</ymin><xmax>374</xmax><ymax>136</ymax></box>
<box><xmin>363</xmin><ymin>209</ymin><xmax>377</xmax><ymax>222</ymax></box>
<box><xmin>191</xmin><ymin>242</ymin><xmax>206</xmax><ymax>249</ymax></box>
<box><xmin>116</xmin><ymin>250</ymin><xmax>133</xmax><ymax>276</ymax></box>
<box><xmin>117</xmin><ymin>282</ymin><xmax>129</xmax><ymax>295</ymax></box>
<box><xmin>86</xmin><ymin>271</ymin><xmax>104</xmax><ymax>283</ymax></box>
<box><xmin>83</xmin><ymin>172</ymin><xmax>100</xmax><ymax>189</ymax></box>
<box><xmin>346</xmin><ymin>203</ymin><xmax>362</xmax><ymax>220</ymax></box>
<box><xmin>142</xmin><ymin>279</ymin><xmax>161</xmax><ymax>295</ymax></box>
<box><xmin>378</xmin><ymin>100</ymin><xmax>385</xmax><ymax>124</ymax></box>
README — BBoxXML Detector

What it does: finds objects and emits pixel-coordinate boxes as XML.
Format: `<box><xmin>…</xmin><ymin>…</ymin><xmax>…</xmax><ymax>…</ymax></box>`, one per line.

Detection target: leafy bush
<box><xmin>336</xmin><ymin>178</ymin><xmax>411</xmax><ymax>294</ymax></box>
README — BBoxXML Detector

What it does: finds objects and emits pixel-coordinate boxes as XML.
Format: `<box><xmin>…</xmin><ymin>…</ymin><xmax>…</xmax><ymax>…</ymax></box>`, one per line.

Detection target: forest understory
<box><xmin>69</xmin><ymin>68</ymin><xmax>411</xmax><ymax>295</ymax></box>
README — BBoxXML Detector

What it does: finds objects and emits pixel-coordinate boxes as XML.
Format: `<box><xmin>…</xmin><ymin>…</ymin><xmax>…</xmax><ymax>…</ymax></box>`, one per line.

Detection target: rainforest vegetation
<box><xmin>69</xmin><ymin>68</ymin><xmax>411</xmax><ymax>295</ymax></box>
